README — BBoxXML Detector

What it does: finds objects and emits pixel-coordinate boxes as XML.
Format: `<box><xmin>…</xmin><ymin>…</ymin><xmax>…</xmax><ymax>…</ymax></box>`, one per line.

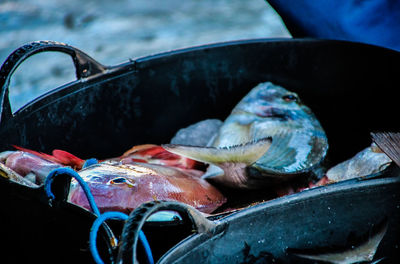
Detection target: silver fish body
<box><xmin>164</xmin><ymin>82</ymin><xmax>328</xmax><ymax>189</ymax></box>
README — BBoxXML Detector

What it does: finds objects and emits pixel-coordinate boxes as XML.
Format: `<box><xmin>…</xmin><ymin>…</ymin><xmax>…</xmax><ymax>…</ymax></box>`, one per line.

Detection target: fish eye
<box><xmin>282</xmin><ymin>94</ymin><xmax>298</xmax><ymax>102</ymax></box>
<box><xmin>110</xmin><ymin>177</ymin><xmax>126</xmax><ymax>184</ymax></box>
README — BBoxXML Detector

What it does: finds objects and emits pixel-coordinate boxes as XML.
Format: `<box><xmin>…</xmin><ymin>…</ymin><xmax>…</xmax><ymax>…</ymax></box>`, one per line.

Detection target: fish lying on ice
<box><xmin>164</xmin><ymin>82</ymin><xmax>329</xmax><ymax>189</ymax></box>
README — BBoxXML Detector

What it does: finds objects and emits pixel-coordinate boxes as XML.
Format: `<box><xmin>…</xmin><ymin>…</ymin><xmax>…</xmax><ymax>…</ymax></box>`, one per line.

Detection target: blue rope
<box><xmin>44</xmin><ymin>167</ymin><xmax>154</xmax><ymax>264</ymax></box>
<box><xmin>139</xmin><ymin>230</ymin><xmax>154</xmax><ymax>264</ymax></box>
<box><xmin>90</xmin><ymin>212</ymin><xmax>154</xmax><ymax>264</ymax></box>
<box><xmin>90</xmin><ymin>212</ymin><xmax>128</xmax><ymax>264</ymax></box>
<box><xmin>44</xmin><ymin>167</ymin><xmax>100</xmax><ymax>216</ymax></box>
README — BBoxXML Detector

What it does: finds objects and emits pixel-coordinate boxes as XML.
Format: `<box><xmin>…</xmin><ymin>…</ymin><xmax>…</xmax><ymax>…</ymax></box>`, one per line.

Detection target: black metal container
<box><xmin>0</xmin><ymin>39</ymin><xmax>399</xmax><ymax>263</ymax></box>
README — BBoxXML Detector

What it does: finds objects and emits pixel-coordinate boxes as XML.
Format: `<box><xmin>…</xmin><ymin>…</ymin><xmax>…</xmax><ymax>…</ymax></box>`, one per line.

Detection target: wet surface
<box><xmin>0</xmin><ymin>0</ymin><xmax>290</xmax><ymax>112</ymax></box>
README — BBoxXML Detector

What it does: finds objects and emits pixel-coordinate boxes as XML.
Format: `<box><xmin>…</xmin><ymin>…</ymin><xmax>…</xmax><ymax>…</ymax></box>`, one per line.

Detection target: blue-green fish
<box><xmin>163</xmin><ymin>82</ymin><xmax>328</xmax><ymax>189</ymax></box>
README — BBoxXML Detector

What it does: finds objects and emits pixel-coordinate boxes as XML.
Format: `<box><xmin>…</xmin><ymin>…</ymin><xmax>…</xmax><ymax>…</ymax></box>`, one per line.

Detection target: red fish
<box><xmin>69</xmin><ymin>162</ymin><xmax>226</xmax><ymax>214</ymax></box>
<box><xmin>12</xmin><ymin>144</ymin><xmax>201</xmax><ymax>171</ymax></box>
<box><xmin>3</xmin><ymin>145</ymin><xmax>225</xmax><ymax>213</ymax></box>
<box><xmin>4</xmin><ymin>151</ymin><xmax>62</xmax><ymax>184</ymax></box>
<box><xmin>114</xmin><ymin>144</ymin><xmax>201</xmax><ymax>170</ymax></box>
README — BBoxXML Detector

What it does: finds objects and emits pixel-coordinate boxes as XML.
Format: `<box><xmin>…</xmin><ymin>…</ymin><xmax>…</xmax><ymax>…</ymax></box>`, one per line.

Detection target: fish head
<box><xmin>212</xmin><ymin>82</ymin><xmax>328</xmax><ymax>183</ymax></box>
<box><xmin>234</xmin><ymin>82</ymin><xmax>313</xmax><ymax>123</ymax></box>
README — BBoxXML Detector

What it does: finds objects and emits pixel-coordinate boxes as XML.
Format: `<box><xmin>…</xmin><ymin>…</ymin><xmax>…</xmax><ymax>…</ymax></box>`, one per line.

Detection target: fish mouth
<box><xmin>255</xmin><ymin>107</ymin><xmax>289</xmax><ymax>121</ymax></box>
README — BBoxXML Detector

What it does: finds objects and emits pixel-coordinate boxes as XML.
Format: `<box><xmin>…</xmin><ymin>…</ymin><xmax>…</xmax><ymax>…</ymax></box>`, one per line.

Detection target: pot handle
<box><xmin>117</xmin><ymin>201</ymin><xmax>222</xmax><ymax>264</ymax></box>
<box><xmin>0</xmin><ymin>40</ymin><xmax>107</xmax><ymax>124</ymax></box>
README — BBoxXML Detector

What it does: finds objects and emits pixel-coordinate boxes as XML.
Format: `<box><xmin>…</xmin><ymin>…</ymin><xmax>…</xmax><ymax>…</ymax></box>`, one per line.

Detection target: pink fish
<box><xmin>2</xmin><ymin>145</ymin><xmax>225</xmax><ymax>213</ymax></box>
<box><xmin>4</xmin><ymin>151</ymin><xmax>62</xmax><ymax>184</ymax></box>
<box><xmin>112</xmin><ymin>144</ymin><xmax>201</xmax><ymax>170</ymax></box>
<box><xmin>69</xmin><ymin>162</ymin><xmax>226</xmax><ymax>214</ymax></box>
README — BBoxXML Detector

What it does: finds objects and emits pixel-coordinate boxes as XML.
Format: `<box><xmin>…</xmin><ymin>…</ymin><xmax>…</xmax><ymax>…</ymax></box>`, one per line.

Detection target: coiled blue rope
<box><xmin>44</xmin><ymin>167</ymin><xmax>154</xmax><ymax>264</ymax></box>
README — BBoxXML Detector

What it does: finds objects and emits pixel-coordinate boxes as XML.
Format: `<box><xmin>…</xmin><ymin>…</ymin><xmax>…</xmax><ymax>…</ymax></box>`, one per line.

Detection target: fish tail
<box><xmin>371</xmin><ymin>132</ymin><xmax>400</xmax><ymax>167</ymax></box>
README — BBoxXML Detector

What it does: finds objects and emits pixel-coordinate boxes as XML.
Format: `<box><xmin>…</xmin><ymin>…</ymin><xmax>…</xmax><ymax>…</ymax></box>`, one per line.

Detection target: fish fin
<box><xmin>13</xmin><ymin>145</ymin><xmax>57</xmax><ymax>162</ymax></box>
<box><xmin>163</xmin><ymin>138</ymin><xmax>272</xmax><ymax>188</ymax></box>
<box><xmin>202</xmin><ymin>164</ymin><xmax>224</xmax><ymax>179</ymax></box>
<box><xmin>121</xmin><ymin>144</ymin><xmax>159</xmax><ymax>157</ymax></box>
<box><xmin>255</xmin><ymin>130</ymin><xmax>328</xmax><ymax>174</ymax></box>
<box><xmin>371</xmin><ymin>132</ymin><xmax>400</xmax><ymax>167</ymax></box>
<box><xmin>287</xmin><ymin>218</ymin><xmax>388</xmax><ymax>264</ymax></box>
<box><xmin>12</xmin><ymin>145</ymin><xmax>84</xmax><ymax>169</ymax></box>
<box><xmin>51</xmin><ymin>150</ymin><xmax>85</xmax><ymax>169</ymax></box>
<box><xmin>162</xmin><ymin>137</ymin><xmax>272</xmax><ymax>165</ymax></box>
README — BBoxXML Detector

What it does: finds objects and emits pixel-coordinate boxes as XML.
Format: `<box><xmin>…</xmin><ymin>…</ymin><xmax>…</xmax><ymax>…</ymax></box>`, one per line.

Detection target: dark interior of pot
<box><xmin>0</xmin><ymin>39</ymin><xmax>399</xmax><ymax>263</ymax></box>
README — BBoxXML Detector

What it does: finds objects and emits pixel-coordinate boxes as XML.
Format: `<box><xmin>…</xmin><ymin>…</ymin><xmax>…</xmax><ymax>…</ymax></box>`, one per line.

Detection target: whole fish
<box><xmin>68</xmin><ymin>162</ymin><xmax>226</xmax><ymax>214</ymax></box>
<box><xmin>164</xmin><ymin>82</ymin><xmax>328</xmax><ymax>189</ymax></box>
<box><xmin>1</xmin><ymin>144</ymin><xmax>203</xmax><ymax>184</ymax></box>
<box><xmin>1</xmin><ymin>145</ymin><xmax>224</xmax><ymax>213</ymax></box>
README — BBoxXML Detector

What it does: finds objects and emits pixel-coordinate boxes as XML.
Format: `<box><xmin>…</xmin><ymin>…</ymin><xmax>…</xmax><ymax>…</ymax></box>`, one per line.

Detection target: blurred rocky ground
<box><xmin>0</xmin><ymin>0</ymin><xmax>290</xmax><ymax>112</ymax></box>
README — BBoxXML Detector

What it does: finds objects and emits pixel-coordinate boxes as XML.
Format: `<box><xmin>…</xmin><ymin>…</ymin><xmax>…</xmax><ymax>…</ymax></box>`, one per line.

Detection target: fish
<box><xmin>317</xmin><ymin>143</ymin><xmax>392</xmax><ymax>185</ymax></box>
<box><xmin>114</xmin><ymin>144</ymin><xmax>201</xmax><ymax>170</ymax></box>
<box><xmin>13</xmin><ymin>145</ymin><xmax>85</xmax><ymax>170</ymax></box>
<box><xmin>2</xmin><ymin>145</ymin><xmax>225</xmax><ymax>213</ymax></box>
<box><xmin>170</xmin><ymin>119</ymin><xmax>223</xmax><ymax>146</ymax></box>
<box><xmin>163</xmin><ymin>82</ymin><xmax>328</xmax><ymax>189</ymax></box>
<box><xmin>0</xmin><ymin>162</ymin><xmax>38</xmax><ymax>187</ymax></box>
<box><xmin>287</xmin><ymin>218</ymin><xmax>388</xmax><ymax>264</ymax></box>
<box><xmin>2</xmin><ymin>150</ymin><xmax>63</xmax><ymax>184</ymax></box>
<box><xmin>1</xmin><ymin>144</ymin><xmax>203</xmax><ymax>185</ymax></box>
<box><xmin>68</xmin><ymin>162</ymin><xmax>226</xmax><ymax>214</ymax></box>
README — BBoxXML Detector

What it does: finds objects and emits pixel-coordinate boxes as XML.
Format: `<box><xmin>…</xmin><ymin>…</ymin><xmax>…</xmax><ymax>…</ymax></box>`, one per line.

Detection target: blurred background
<box><xmin>0</xmin><ymin>0</ymin><xmax>290</xmax><ymax>112</ymax></box>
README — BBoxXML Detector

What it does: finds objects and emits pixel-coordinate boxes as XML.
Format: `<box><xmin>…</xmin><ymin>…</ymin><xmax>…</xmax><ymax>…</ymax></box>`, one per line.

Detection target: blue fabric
<box><xmin>267</xmin><ymin>0</ymin><xmax>400</xmax><ymax>51</ymax></box>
